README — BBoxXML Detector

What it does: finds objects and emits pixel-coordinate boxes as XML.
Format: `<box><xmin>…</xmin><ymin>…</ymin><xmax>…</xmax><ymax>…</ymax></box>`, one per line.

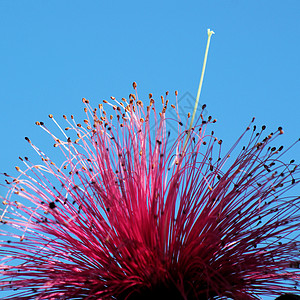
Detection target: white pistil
<box><xmin>183</xmin><ymin>28</ymin><xmax>215</xmax><ymax>151</ymax></box>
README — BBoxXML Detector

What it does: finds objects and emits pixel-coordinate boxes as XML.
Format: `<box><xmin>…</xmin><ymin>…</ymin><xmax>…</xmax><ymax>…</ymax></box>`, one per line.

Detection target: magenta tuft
<box><xmin>1</xmin><ymin>86</ymin><xmax>300</xmax><ymax>300</ymax></box>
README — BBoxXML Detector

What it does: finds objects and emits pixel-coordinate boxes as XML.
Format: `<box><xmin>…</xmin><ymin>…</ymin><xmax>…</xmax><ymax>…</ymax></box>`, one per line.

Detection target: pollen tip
<box><xmin>132</xmin><ymin>82</ymin><xmax>137</xmax><ymax>89</ymax></box>
<box><xmin>278</xmin><ymin>126</ymin><xmax>284</xmax><ymax>134</ymax></box>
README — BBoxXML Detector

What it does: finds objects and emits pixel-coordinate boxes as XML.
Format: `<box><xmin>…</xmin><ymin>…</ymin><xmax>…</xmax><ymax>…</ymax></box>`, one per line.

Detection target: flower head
<box><xmin>1</xmin><ymin>30</ymin><xmax>300</xmax><ymax>300</ymax></box>
<box><xmin>0</xmin><ymin>82</ymin><xmax>300</xmax><ymax>300</ymax></box>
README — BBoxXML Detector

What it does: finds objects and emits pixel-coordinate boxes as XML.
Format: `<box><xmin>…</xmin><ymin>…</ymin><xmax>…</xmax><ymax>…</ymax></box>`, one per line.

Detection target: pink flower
<box><xmin>0</xmin><ymin>83</ymin><xmax>300</xmax><ymax>300</ymax></box>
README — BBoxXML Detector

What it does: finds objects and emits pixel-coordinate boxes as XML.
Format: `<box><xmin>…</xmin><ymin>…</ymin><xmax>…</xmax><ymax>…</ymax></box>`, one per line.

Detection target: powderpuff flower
<box><xmin>1</xmin><ymin>85</ymin><xmax>300</xmax><ymax>300</ymax></box>
<box><xmin>1</xmin><ymin>31</ymin><xmax>300</xmax><ymax>300</ymax></box>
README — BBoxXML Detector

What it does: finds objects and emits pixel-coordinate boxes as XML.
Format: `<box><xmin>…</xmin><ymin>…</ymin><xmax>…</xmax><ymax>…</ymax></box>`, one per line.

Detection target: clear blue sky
<box><xmin>0</xmin><ymin>1</ymin><xmax>299</xmax><ymax>299</ymax></box>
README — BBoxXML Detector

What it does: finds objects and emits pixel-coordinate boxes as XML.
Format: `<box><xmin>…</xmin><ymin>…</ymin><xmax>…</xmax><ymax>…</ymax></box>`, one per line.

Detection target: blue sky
<box><xmin>0</xmin><ymin>1</ymin><xmax>299</xmax><ymax>299</ymax></box>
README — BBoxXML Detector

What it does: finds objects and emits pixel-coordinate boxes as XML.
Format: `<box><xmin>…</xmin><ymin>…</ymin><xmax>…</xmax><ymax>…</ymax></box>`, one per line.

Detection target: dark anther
<box><xmin>49</xmin><ymin>202</ymin><xmax>56</xmax><ymax>209</ymax></box>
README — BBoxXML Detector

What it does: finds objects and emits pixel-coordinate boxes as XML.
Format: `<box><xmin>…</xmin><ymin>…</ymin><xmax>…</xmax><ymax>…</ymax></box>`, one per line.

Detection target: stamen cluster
<box><xmin>1</xmin><ymin>83</ymin><xmax>300</xmax><ymax>300</ymax></box>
